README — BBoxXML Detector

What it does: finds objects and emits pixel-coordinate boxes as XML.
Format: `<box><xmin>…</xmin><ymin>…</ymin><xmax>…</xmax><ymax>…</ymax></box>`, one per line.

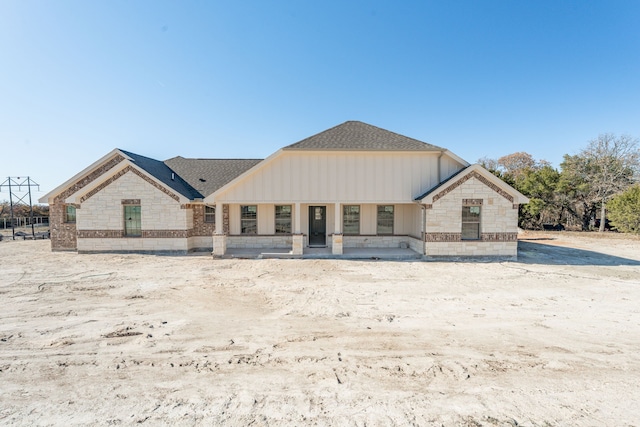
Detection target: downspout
<box><xmin>437</xmin><ymin>151</ymin><xmax>444</xmax><ymax>183</ymax></box>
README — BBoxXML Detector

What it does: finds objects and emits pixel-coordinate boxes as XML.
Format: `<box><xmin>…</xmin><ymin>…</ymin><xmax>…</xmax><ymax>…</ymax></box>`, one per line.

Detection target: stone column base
<box><xmin>332</xmin><ymin>234</ymin><xmax>343</xmax><ymax>255</ymax></box>
<box><xmin>292</xmin><ymin>234</ymin><xmax>304</xmax><ymax>255</ymax></box>
<box><xmin>212</xmin><ymin>234</ymin><xmax>227</xmax><ymax>256</ymax></box>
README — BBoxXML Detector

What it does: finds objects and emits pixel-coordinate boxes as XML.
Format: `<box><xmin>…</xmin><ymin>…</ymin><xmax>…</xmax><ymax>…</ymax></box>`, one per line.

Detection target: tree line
<box><xmin>0</xmin><ymin>202</ymin><xmax>49</xmax><ymax>220</ymax></box>
<box><xmin>2</xmin><ymin>136</ymin><xmax>639</xmax><ymax>234</ymax></box>
<box><xmin>479</xmin><ymin>134</ymin><xmax>640</xmax><ymax>234</ymax></box>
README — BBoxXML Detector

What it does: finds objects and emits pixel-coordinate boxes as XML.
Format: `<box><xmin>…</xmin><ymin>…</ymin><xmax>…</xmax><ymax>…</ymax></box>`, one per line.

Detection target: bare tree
<box><xmin>477</xmin><ymin>156</ymin><xmax>499</xmax><ymax>172</ymax></box>
<box><xmin>562</xmin><ymin>134</ymin><xmax>640</xmax><ymax>232</ymax></box>
<box><xmin>492</xmin><ymin>152</ymin><xmax>549</xmax><ymax>184</ymax></box>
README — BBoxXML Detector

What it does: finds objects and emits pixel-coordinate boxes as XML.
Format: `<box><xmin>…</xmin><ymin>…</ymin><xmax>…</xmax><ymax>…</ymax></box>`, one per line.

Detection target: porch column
<box><xmin>212</xmin><ymin>203</ymin><xmax>226</xmax><ymax>256</ymax></box>
<box><xmin>292</xmin><ymin>202</ymin><xmax>303</xmax><ymax>255</ymax></box>
<box><xmin>421</xmin><ymin>204</ymin><xmax>428</xmax><ymax>256</ymax></box>
<box><xmin>294</xmin><ymin>203</ymin><xmax>301</xmax><ymax>234</ymax></box>
<box><xmin>332</xmin><ymin>202</ymin><xmax>343</xmax><ymax>255</ymax></box>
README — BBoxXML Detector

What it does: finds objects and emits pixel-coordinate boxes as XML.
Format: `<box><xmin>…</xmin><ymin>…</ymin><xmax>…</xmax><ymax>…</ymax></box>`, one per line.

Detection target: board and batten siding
<box><xmin>229</xmin><ymin>204</ymin><xmax>280</xmax><ymax>235</ymax></box>
<box><xmin>228</xmin><ymin>203</ymin><xmax>421</xmax><ymax>237</ymax></box>
<box><xmin>215</xmin><ymin>151</ymin><xmax>464</xmax><ymax>203</ymax></box>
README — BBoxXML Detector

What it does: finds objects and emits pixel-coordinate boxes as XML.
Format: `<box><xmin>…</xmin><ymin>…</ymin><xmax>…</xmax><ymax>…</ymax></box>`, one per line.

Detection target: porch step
<box><xmin>222</xmin><ymin>247</ymin><xmax>422</xmax><ymax>260</ymax></box>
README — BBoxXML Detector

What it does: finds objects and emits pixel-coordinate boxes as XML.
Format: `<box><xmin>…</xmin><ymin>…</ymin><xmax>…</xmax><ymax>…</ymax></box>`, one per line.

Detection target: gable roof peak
<box><xmin>283</xmin><ymin>121</ymin><xmax>445</xmax><ymax>152</ymax></box>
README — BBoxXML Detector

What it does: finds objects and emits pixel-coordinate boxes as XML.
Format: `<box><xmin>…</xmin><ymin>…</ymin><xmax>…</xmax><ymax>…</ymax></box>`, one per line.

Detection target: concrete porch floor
<box><xmin>221</xmin><ymin>247</ymin><xmax>422</xmax><ymax>260</ymax></box>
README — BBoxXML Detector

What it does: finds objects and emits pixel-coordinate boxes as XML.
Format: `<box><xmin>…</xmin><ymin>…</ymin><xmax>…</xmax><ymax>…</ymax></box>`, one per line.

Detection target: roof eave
<box><xmin>443</xmin><ymin>150</ymin><xmax>470</xmax><ymax>167</ymax></box>
<box><xmin>38</xmin><ymin>148</ymin><xmax>128</xmax><ymax>203</ymax></box>
<box><xmin>204</xmin><ymin>150</ymin><xmax>281</xmax><ymax>203</ymax></box>
<box><xmin>415</xmin><ymin>164</ymin><xmax>530</xmax><ymax>204</ymax></box>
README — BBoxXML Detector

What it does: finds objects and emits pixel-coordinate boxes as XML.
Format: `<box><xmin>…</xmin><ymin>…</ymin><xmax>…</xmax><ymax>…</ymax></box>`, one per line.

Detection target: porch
<box><xmin>211</xmin><ymin>202</ymin><xmax>424</xmax><ymax>257</ymax></box>
<box><xmin>220</xmin><ymin>245</ymin><xmax>422</xmax><ymax>260</ymax></box>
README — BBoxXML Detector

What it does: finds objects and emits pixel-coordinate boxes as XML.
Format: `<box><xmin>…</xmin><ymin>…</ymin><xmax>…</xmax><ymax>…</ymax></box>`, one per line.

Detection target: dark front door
<box><xmin>308</xmin><ymin>206</ymin><xmax>326</xmax><ymax>246</ymax></box>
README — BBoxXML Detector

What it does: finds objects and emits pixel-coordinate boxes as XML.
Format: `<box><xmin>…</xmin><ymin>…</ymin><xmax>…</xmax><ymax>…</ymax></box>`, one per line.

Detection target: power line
<box><xmin>0</xmin><ymin>177</ymin><xmax>40</xmax><ymax>240</ymax></box>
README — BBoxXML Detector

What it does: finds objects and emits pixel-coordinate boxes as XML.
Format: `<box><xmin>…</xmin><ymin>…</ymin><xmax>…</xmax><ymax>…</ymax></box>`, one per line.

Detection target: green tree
<box><xmin>558</xmin><ymin>155</ymin><xmax>598</xmax><ymax>230</ymax></box>
<box><xmin>479</xmin><ymin>153</ymin><xmax>555</xmax><ymax>229</ymax></box>
<box><xmin>560</xmin><ymin>134</ymin><xmax>640</xmax><ymax>232</ymax></box>
<box><xmin>608</xmin><ymin>185</ymin><xmax>640</xmax><ymax>234</ymax></box>
<box><xmin>518</xmin><ymin>166</ymin><xmax>562</xmax><ymax>229</ymax></box>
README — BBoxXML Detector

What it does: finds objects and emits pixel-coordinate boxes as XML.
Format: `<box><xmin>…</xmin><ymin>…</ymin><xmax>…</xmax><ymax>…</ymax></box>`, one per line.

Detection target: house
<box><xmin>39</xmin><ymin>121</ymin><xmax>529</xmax><ymax>258</ymax></box>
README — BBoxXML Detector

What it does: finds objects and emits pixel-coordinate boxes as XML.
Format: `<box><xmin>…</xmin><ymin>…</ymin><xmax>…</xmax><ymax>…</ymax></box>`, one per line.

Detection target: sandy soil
<box><xmin>1</xmin><ymin>232</ymin><xmax>639</xmax><ymax>426</ymax></box>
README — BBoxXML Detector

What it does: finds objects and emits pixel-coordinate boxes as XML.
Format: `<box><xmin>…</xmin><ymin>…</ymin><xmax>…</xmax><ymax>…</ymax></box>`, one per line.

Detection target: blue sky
<box><xmin>1</xmin><ymin>1</ymin><xmax>639</xmax><ymax>197</ymax></box>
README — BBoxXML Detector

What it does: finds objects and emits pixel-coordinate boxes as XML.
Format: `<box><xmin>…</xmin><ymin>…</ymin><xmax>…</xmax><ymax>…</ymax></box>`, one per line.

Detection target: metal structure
<box><xmin>0</xmin><ymin>177</ymin><xmax>40</xmax><ymax>240</ymax></box>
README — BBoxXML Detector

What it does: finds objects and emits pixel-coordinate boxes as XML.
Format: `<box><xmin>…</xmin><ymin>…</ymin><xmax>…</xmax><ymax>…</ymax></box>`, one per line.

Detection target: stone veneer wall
<box><xmin>78</xmin><ymin>172</ymin><xmax>187</xmax><ymax>231</ymax></box>
<box><xmin>425</xmin><ymin>241</ymin><xmax>517</xmax><ymax>257</ymax></box>
<box><xmin>227</xmin><ymin>235</ymin><xmax>293</xmax><ymax>249</ymax></box>
<box><xmin>49</xmin><ymin>154</ymin><xmax>125</xmax><ymax>251</ymax></box>
<box><xmin>188</xmin><ymin>236</ymin><xmax>213</xmax><ymax>251</ymax></box>
<box><xmin>407</xmin><ymin>236</ymin><xmax>424</xmax><ymax>254</ymax></box>
<box><xmin>78</xmin><ymin>237</ymin><xmax>189</xmax><ymax>254</ymax></box>
<box><xmin>75</xmin><ymin>171</ymin><xmax>190</xmax><ymax>253</ymax></box>
<box><xmin>342</xmin><ymin>235</ymin><xmax>421</xmax><ymax>249</ymax></box>
<box><xmin>423</xmin><ymin>174</ymin><xmax>519</xmax><ymax>257</ymax></box>
<box><xmin>49</xmin><ymin>156</ymin><xmax>238</xmax><ymax>253</ymax></box>
<box><xmin>50</xmin><ymin>203</ymin><xmax>78</xmax><ymax>251</ymax></box>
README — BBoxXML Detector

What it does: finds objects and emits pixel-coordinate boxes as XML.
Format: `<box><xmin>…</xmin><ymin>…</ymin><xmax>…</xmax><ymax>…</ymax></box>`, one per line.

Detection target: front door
<box><xmin>308</xmin><ymin>206</ymin><xmax>326</xmax><ymax>246</ymax></box>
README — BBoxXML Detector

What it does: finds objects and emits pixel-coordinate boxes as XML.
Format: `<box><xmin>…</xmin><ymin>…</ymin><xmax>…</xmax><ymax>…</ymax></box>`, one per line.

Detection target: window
<box><xmin>461</xmin><ymin>206</ymin><xmax>481</xmax><ymax>240</ymax></box>
<box><xmin>275</xmin><ymin>205</ymin><xmax>292</xmax><ymax>234</ymax></box>
<box><xmin>205</xmin><ymin>206</ymin><xmax>215</xmax><ymax>223</ymax></box>
<box><xmin>377</xmin><ymin>205</ymin><xmax>394</xmax><ymax>235</ymax></box>
<box><xmin>124</xmin><ymin>205</ymin><xmax>142</xmax><ymax>237</ymax></box>
<box><xmin>241</xmin><ymin>205</ymin><xmax>257</xmax><ymax>234</ymax></box>
<box><xmin>343</xmin><ymin>205</ymin><xmax>360</xmax><ymax>235</ymax></box>
<box><xmin>65</xmin><ymin>205</ymin><xmax>76</xmax><ymax>223</ymax></box>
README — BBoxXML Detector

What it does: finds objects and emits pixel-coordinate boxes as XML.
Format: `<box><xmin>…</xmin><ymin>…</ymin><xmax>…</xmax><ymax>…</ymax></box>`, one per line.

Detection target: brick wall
<box><xmin>191</xmin><ymin>205</ymin><xmax>216</xmax><ymax>236</ymax></box>
<box><xmin>50</xmin><ymin>203</ymin><xmax>77</xmax><ymax>251</ymax></box>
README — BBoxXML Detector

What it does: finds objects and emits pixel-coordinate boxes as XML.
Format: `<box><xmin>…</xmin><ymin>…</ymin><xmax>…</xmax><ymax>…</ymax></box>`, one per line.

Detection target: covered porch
<box><xmin>211</xmin><ymin>202</ymin><xmax>425</xmax><ymax>257</ymax></box>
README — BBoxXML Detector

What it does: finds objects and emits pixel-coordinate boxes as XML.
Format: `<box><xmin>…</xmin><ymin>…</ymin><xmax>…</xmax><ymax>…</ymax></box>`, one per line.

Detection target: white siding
<box><xmin>216</xmin><ymin>151</ymin><xmax>464</xmax><ymax>203</ymax></box>
<box><xmin>227</xmin><ymin>202</ymin><xmax>422</xmax><ymax>238</ymax></box>
<box><xmin>394</xmin><ymin>204</ymin><xmax>421</xmax><ymax>236</ymax></box>
<box><xmin>440</xmin><ymin>155</ymin><xmax>463</xmax><ymax>181</ymax></box>
<box><xmin>230</xmin><ymin>203</ymin><xmax>288</xmax><ymax>235</ymax></box>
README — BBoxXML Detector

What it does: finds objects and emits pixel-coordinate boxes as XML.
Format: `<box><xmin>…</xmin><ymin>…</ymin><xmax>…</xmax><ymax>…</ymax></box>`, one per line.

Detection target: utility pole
<box><xmin>0</xmin><ymin>177</ymin><xmax>40</xmax><ymax>240</ymax></box>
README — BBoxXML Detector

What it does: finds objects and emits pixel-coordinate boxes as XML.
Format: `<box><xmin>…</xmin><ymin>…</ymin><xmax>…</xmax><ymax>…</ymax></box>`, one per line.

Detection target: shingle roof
<box><xmin>283</xmin><ymin>121</ymin><xmax>444</xmax><ymax>151</ymax></box>
<box><xmin>119</xmin><ymin>149</ymin><xmax>203</xmax><ymax>199</ymax></box>
<box><xmin>163</xmin><ymin>157</ymin><xmax>262</xmax><ymax>198</ymax></box>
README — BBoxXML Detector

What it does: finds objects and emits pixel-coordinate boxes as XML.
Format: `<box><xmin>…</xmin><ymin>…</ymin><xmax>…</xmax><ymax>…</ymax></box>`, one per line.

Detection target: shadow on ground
<box><xmin>518</xmin><ymin>240</ymin><xmax>640</xmax><ymax>266</ymax></box>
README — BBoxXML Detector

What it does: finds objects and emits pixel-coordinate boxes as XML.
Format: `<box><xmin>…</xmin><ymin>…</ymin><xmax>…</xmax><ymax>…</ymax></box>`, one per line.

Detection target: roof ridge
<box><xmin>283</xmin><ymin>121</ymin><xmax>444</xmax><ymax>151</ymax></box>
<box><xmin>168</xmin><ymin>158</ymin><xmax>264</xmax><ymax>161</ymax></box>
<box><xmin>119</xmin><ymin>149</ymin><xmax>161</xmax><ymax>162</ymax></box>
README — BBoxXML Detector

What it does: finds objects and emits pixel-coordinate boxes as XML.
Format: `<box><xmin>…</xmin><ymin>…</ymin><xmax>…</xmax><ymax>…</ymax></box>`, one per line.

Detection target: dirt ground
<box><xmin>1</xmin><ymin>232</ymin><xmax>639</xmax><ymax>426</ymax></box>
